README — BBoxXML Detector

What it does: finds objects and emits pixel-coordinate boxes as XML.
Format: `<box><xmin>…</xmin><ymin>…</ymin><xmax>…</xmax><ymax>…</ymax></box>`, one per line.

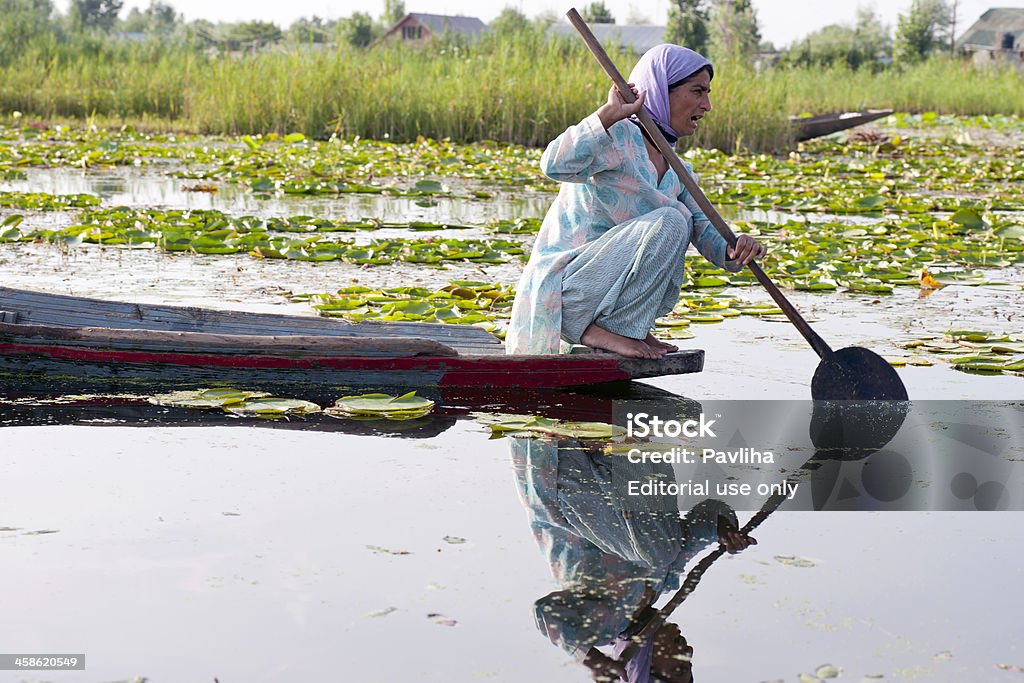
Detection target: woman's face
<box><xmin>668</xmin><ymin>70</ymin><xmax>713</xmax><ymax>137</ymax></box>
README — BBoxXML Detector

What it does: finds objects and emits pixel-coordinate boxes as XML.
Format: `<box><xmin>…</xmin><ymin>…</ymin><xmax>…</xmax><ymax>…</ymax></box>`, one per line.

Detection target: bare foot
<box><xmin>580</xmin><ymin>324</ymin><xmax>666</xmax><ymax>359</ymax></box>
<box><xmin>644</xmin><ymin>332</ymin><xmax>678</xmax><ymax>353</ymax></box>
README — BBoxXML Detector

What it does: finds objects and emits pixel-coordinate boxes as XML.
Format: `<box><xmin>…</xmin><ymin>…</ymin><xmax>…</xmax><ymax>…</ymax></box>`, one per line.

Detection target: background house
<box><xmin>956</xmin><ymin>7</ymin><xmax>1024</xmax><ymax>65</ymax></box>
<box><xmin>380</xmin><ymin>13</ymin><xmax>488</xmax><ymax>45</ymax></box>
<box><xmin>545</xmin><ymin>24</ymin><xmax>666</xmax><ymax>55</ymax></box>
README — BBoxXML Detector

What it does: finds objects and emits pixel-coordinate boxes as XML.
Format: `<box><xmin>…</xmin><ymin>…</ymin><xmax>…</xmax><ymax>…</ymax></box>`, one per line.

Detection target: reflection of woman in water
<box><xmin>509</xmin><ymin>437</ymin><xmax>755</xmax><ymax>682</ymax></box>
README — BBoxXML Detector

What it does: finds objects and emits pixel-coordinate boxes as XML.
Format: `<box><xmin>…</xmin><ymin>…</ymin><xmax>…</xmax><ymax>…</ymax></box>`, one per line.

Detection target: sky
<box><xmin>53</xmin><ymin>0</ymin><xmax>1024</xmax><ymax>47</ymax></box>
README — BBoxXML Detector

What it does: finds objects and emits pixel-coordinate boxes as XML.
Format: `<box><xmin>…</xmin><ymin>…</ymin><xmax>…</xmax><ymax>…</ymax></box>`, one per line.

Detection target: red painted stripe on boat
<box><xmin>0</xmin><ymin>343</ymin><xmax>634</xmax><ymax>387</ymax></box>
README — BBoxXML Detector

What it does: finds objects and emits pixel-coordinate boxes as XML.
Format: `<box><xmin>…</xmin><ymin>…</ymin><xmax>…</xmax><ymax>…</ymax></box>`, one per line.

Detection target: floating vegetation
<box><xmin>896</xmin><ymin>330</ymin><xmax>1024</xmax><ymax>376</ymax></box>
<box><xmin>0</xmin><ymin>191</ymin><xmax>101</xmax><ymax>211</ymax></box>
<box><xmin>0</xmin><ymin>123</ymin><xmax>550</xmax><ymax>197</ymax></box>
<box><xmin>693</xmin><ymin>136</ymin><xmax>1024</xmax><ymax>213</ymax></box>
<box><xmin>148</xmin><ymin>388</ymin><xmax>320</xmax><ymax>418</ymax></box>
<box><xmin>774</xmin><ymin>555</ymin><xmax>816</xmax><ymax>568</ymax></box>
<box><xmin>4</xmin><ymin>117</ymin><xmax>1024</xmax><ymax>212</ymax></box>
<box><xmin>3</xmin><ymin>203</ymin><xmax>1018</xmax><ymax>292</ymax></box>
<box><xmin>887</xmin><ymin>112</ymin><xmax>1024</xmax><ymax>131</ymax></box>
<box><xmin>490</xmin><ymin>217</ymin><xmax>542</xmax><ymax>234</ymax></box>
<box><xmin>224</xmin><ymin>398</ymin><xmax>322</xmax><ymax>418</ymax></box>
<box><xmin>0</xmin><ymin>207</ymin><xmax>526</xmax><ymax>265</ymax></box>
<box><xmin>472</xmin><ymin>412</ymin><xmax>625</xmax><ymax>441</ymax></box>
<box><xmin>325</xmin><ymin>392</ymin><xmax>435</xmax><ymax>421</ymax></box>
<box><xmin>815</xmin><ymin>664</ymin><xmax>841</xmax><ymax>679</ymax></box>
<box><xmin>149</xmin><ymin>387</ymin><xmax>261</xmax><ymax>409</ymax></box>
<box><xmin>698</xmin><ymin>215</ymin><xmax>1021</xmax><ymax>288</ymax></box>
<box><xmin>292</xmin><ymin>282</ymin><xmax>515</xmax><ymax>334</ymax></box>
<box><xmin>655</xmin><ymin>292</ymin><xmax>785</xmax><ymax>332</ymax></box>
<box><xmin>366</xmin><ymin>544</ymin><xmax>413</xmax><ymax>556</ymax></box>
<box><xmin>176</xmin><ymin>134</ymin><xmax>548</xmax><ymax>195</ymax></box>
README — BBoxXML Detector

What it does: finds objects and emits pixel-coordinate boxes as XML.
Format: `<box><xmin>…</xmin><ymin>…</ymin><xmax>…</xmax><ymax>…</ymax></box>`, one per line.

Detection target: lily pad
<box><xmin>147</xmin><ymin>388</ymin><xmax>321</xmax><ymax>418</ymax></box>
<box><xmin>327</xmin><ymin>391</ymin><xmax>435</xmax><ymax>420</ymax></box>
<box><xmin>815</xmin><ymin>664</ymin><xmax>840</xmax><ymax>679</ymax></box>
<box><xmin>149</xmin><ymin>388</ymin><xmax>263</xmax><ymax>408</ymax></box>
<box><xmin>951</xmin><ymin>207</ymin><xmax>986</xmax><ymax>229</ymax></box>
<box><xmin>472</xmin><ymin>412</ymin><xmax>624</xmax><ymax>441</ymax></box>
<box><xmin>224</xmin><ymin>398</ymin><xmax>321</xmax><ymax>417</ymax></box>
<box><xmin>413</xmin><ymin>179</ymin><xmax>445</xmax><ymax>194</ymax></box>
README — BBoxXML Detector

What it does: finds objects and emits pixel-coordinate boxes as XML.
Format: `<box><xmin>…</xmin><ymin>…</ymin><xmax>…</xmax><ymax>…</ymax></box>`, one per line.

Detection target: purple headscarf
<box><xmin>627</xmin><ymin>44</ymin><xmax>713</xmax><ymax>143</ymax></box>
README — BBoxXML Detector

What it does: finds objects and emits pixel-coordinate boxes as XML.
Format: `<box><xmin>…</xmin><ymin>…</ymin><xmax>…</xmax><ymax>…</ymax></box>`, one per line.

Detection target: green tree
<box><xmin>382</xmin><ymin>0</ymin><xmax>405</xmax><ymax>26</ymax></box>
<box><xmin>222</xmin><ymin>20</ymin><xmax>282</xmax><ymax>45</ymax></box>
<box><xmin>68</xmin><ymin>0</ymin><xmax>124</xmax><ymax>32</ymax></box>
<box><xmin>184</xmin><ymin>18</ymin><xmax>217</xmax><ymax>45</ymax></box>
<box><xmin>783</xmin><ymin>8</ymin><xmax>889</xmax><ymax>69</ymax></box>
<box><xmin>894</xmin><ymin>0</ymin><xmax>950</xmax><ymax>64</ymax></box>
<box><xmin>119</xmin><ymin>1</ymin><xmax>180</xmax><ymax>35</ymax></box>
<box><xmin>854</xmin><ymin>6</ymin><xmax>891</xmax><ymax>59</ymax></box>
<box><xmin>339</xmin><ymin>11</ymin><xmax>376</xmax><ymax>47</ymax></box>
<box><xmin>490</xmin><ymin>7</ymin><xmax>531</xmax><ymax>35</ymax></box>
<box><xmin>785</xmin><ymin>24</ymin><xmax>858</xmax><ymax>67</ymax></box>
<box><xmin>709</xmin><ymin>0</ymin><xmax>760</xmax><ymax>61</ymax></box>
<box><xmin>287</xmin><ymin>15</ymin><xmax>332</xmax><ymax>43</ymax></box>
<box><xmin>531</xmin><ymin>9</ymin><xmax>560</xmax><ymax>32</ymax></box>
<box><xmin>120</xmin><ymin>7</ymin><xmax>146</xmax><ymax>32</ymax></box>
<box><xmin>0</xmin><ymin>0</ymin><xmax>55</xmax><ymax>64</ymax></box>
<box><xmin>665</xmin><ymin>0</ymin><xmax>709</xmax><ymax>54</ymax></box>
<box><xmin>581</xmin><ymin>1</ymin><xmax>615</xmax><ymax>24</ymax></box>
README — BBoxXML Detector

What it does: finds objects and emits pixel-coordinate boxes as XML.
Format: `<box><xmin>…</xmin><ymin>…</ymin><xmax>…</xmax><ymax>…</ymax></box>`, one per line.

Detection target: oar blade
<box><xmin>812</xmin><ymin>346</ymin><xmax>909</xmax><ymax>401</ymax></box>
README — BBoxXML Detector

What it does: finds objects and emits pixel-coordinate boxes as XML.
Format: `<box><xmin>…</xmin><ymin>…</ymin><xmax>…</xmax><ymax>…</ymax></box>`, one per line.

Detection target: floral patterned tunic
<box><xmin>506</xmin><ymin>112</ymin><xmax>739</xmax><ymax>354</ymax></box>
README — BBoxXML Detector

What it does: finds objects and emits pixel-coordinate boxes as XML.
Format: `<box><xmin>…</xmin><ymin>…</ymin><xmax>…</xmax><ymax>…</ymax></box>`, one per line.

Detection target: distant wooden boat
<box><xmin>792</xmin><ymin>109</ymin><xmax>894</xmax><ymax>141</ymax></box>
<box><xmin>0</xmin><ymin>287</ymin><xmax>703</xmax><ymax>393</ymax></box>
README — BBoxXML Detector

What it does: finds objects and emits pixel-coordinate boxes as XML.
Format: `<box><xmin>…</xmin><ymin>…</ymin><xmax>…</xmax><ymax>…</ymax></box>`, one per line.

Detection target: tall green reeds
<box><xmin>187</xmin><ymin>34</ymin><xmax>641</xmax><ymax>145</ymax></box>
<box><xmin>0</xmin><ymin>34</ymin><xmax>1022</xmax><ymax>152</ymax></box>
<box><xmin>779</xmin><ymin>59</ymin><xmax>1024</xmax><ymax>116</ymax></box>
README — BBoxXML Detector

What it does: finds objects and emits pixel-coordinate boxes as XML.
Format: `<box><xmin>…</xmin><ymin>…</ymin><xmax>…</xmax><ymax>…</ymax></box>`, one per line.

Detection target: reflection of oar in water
<box><xmin>615</xmin><ymin>480</ymin><xmax>792</xmax><ymax>663</ymax></box>
<box><xmin>617</xmin><ymin>398</ymin><xmax>911</xmax><ymax>662</ymax></box>
<box><xmin>567</xmin><ymin>9</ymin><xmax>909</xmax><ymax>402</ymax></box>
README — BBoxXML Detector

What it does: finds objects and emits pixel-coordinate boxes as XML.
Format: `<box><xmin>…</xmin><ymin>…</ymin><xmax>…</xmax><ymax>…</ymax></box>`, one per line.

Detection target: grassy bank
<box><xmin>1</xmin><ymin>35</ymin><xmax>1022</xmax><ymax>152</ymax></box>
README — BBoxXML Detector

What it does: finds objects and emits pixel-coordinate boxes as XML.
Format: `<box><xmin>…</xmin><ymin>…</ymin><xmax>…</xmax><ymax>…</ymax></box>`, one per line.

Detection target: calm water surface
<box><xmin>2</xmin><ymin>410</ymin><xmax>1022</xmax><ymax>682</ymax></box>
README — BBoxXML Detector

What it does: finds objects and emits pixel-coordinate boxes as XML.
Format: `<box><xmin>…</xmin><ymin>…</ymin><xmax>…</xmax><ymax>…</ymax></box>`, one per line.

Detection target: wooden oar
<box><xmin>567</xmin><ymin>9</ymin><xmax>908</xmax><ymax>402</ymax></box>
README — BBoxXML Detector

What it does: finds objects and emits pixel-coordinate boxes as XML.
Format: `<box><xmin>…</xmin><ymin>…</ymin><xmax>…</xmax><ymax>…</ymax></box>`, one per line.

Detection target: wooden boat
<box><xmin>792</xmin><ymin>109</ymin><xmax>894</xmax><ymax>141</ymax></box>
<box><xmin>0</xmin><ymin>287</ymin><xmax>703</xmax><ymax>394</ymax></box>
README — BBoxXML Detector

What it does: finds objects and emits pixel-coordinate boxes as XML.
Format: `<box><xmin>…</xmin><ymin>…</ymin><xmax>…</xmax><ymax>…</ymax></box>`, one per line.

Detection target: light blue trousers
<box><xmin>560</xmin><ymin>207</ymin><xmax>690</xmax><ymax>345</ymax></box>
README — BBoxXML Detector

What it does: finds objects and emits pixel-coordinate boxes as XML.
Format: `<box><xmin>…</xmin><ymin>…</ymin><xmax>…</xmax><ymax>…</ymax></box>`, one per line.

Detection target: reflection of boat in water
<box><xmin>0</xmin><ymin>381</ymin><xmax>699</xmax><ymax>439</ymax></box>
<box><xmin>0</xmin><ymin>287</ymin><xmax>703</xmax><ymax>393</ymax></box>
<box><xmin>0</xmin><ymin>394</ymin><xmax>458</xmax><ymax>439</ymax></box>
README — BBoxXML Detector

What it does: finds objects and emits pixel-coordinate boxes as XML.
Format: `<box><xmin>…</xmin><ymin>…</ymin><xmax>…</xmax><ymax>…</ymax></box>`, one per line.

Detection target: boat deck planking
<box><xmin>0</xmin><ymin>286</ymin><xmax>504</xmax><ymax>356</ymax></box>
